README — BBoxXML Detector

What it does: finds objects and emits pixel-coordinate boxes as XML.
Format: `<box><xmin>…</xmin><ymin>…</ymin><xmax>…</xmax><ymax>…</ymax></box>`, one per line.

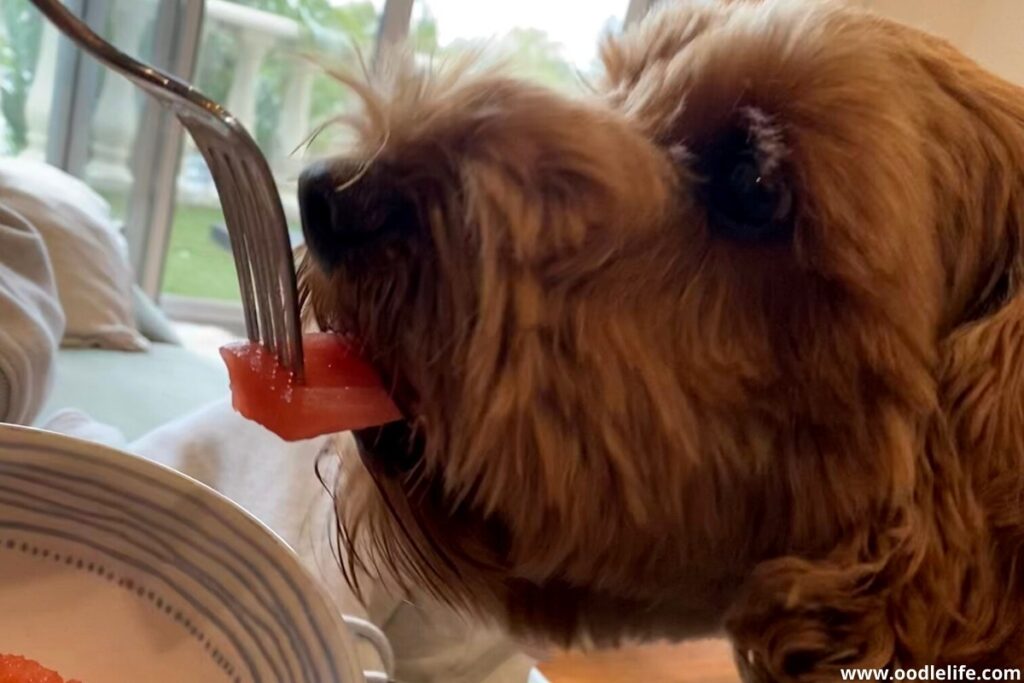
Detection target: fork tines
<box><xmin>189</xmin><ymin>124</ymin><xmax>304</xmax><ymax>378</ymax></box>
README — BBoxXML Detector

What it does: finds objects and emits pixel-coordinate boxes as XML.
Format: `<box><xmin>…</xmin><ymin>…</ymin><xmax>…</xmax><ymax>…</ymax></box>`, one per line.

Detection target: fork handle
<box><xmin>28</xmin><ymin>0</ymin><xmax>232</xmax><ymax>128</ymax></box>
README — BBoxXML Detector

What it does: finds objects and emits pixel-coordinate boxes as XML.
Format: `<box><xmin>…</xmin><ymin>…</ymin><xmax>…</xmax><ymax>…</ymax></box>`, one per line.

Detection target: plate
<box><xmin>0</xmin><ymin>424</ymin><xmax>365</xmax><ymax>683</ymax></box>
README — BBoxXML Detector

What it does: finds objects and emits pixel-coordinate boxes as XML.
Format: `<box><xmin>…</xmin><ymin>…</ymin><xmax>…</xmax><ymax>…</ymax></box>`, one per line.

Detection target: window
<box><xmin>411</xmin><ymin>0</ymin><xmax>624</xmax><ymax>93</ymax></box>
<box><xmin>1</xmin><ymin>0</ymin><xmax>162</xmax><ymax>219</ymax></box>
<box><xmin>1</xmin><ymin>0</ymin><xmax>52</xmax><ymax>159</ymax></box>
<box><xmin>2</xmin><ymin>0</ymin><xmax>652</xmax><ymax>330</ymax></box>
<box><xmin>162</xmin><ymin>0</ymin><xmax>386</xmax><ymax>304</ymax></box>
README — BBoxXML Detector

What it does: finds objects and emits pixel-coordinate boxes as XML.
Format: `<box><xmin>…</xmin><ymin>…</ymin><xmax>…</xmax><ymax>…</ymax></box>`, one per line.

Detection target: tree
<box><xmin>411</xmin><ymin>7</ymin><xmax>440</xmax><ymax>54</ymax></box>
<box><xmin>405</xmin><ymin>5</ymin><xmax>583</xmax><ymax>94</ymax></box>
<box><xmin>193</xmin><ymin>0</ymin><xmax>379</xmax><ymax>153</ymax></box>
<box><xmin>497</xmin><ymin>27</ymin><xmax>579</xmax><ymax>92</ymax></box>
<box><xmin>0</xmin><ymin>0</ymin><xmax>588</xmax><ymax>156</ymax></box>
<box><xmin>0</xmin><ymin>0</ymin><xmax>42</xmax><ymax>154</ymax></box>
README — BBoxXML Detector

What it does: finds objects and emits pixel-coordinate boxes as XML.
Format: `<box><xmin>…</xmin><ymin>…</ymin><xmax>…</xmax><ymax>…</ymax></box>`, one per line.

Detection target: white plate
<box><xmin>0</xmin><ymin>424</ymin><xmax>365</xmax><ymax>683</ymax></box>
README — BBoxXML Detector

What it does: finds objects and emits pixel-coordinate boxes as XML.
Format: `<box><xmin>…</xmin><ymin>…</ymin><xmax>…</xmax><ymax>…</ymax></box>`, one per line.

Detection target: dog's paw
<box><xmin>726</xmin><ymin>556</ymin><xmax>895</xmax><ymax>682</ymax></box>
<box><xmin>732</xmin><ymin>639</ymin><xmax>880</xmax><ymax>683</ymax></box>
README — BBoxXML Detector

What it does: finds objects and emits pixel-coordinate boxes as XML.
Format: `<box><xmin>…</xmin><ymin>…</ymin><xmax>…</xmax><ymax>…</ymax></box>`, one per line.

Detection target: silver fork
<box><xmin>30</xmin><ymin>0</ymin><xmax>304</xmax><ymax>377</ymax></box>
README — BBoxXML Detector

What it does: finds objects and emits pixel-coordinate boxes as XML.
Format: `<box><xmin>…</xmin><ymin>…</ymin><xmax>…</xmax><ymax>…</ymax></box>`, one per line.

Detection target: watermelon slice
<box><xmin>220</xmin><ymin>333</ymin><xmax>402</xmax><ymax>441</ymax></box>
<box><xmin>0</xmin><ymin>655</ymin><xmax>82</xmax><ymax>683</ymax></box>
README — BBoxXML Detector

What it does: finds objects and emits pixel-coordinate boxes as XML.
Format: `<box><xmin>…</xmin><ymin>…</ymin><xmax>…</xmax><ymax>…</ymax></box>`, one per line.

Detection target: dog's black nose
<box><xmin>299</xmin><ymin>159</ymin><xmax>417</xmax><ymax>271</ymax></box>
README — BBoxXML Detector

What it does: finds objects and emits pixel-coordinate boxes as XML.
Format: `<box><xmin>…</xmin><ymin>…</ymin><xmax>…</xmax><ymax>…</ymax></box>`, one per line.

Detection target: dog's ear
<box><xmin>936</xmin><ymin>92</ymin><xmax>1024</xmax><ymax>484</ymax></box>
<box><xmin>931</xmin><ymin>47</ymin><xmax>1024</xmax><ymax>481</ymax></box>
<box><xmin>940</xmin><ymin>255</ymin><xmax>1024</xmax><ymax>483</ymax></box>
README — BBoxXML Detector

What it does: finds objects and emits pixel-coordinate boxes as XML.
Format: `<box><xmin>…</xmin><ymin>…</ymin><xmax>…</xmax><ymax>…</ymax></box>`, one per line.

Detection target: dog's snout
<box><xmin>299</xmin><ymin>160</ymin><xmax>417</xmax><ymax>271</ymax></box>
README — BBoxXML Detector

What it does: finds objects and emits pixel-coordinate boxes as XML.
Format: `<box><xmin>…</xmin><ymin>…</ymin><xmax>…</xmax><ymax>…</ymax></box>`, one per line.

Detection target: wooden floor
<box><xmin>540</xmin><ymin>639</ymin><xmax>740</xmax><ymax>683</ymax></box>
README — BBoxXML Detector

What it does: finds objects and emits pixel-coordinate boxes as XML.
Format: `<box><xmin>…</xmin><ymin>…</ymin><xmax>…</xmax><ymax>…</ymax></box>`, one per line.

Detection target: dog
<box><xmin>296</xmin><ymin>0</ymin><xmax>1024</xmax><ymax>678</ymax></box>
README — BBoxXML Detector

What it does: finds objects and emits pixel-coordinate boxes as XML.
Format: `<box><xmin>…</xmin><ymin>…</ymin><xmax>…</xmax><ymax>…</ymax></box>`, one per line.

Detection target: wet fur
<box><xmin>299</xmin><ymin>0</ymin><xmax>1024</xmax><ymax>678</ymax></box>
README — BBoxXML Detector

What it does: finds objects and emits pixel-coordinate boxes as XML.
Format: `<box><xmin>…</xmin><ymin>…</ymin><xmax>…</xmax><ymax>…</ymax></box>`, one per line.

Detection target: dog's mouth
<box><xmin>353</xmin><ymin>420</ymin><xmax>425</xmax><ymax>475</ymax></box>
<box><xmin>342</xmin><ymin>344</ymin><xmax>426</xmax><ymax>475</ymax></box>
<box><xmin>298</xmin><ymin>265</ymin><xmax>429</xmax><ymax>473</ymax></box>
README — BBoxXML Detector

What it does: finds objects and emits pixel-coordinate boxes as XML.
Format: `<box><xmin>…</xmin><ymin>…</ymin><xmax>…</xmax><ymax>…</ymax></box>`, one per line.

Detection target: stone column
<box><xmin>225</xmin><ymin>29</ymin><xmax>274</xmax><ymax>133</ymax></box>
<box><xmin>85</xmin><ymin>0</ymin><xmax>155</xmax><ymax>190</ymax></box>
<box><xmin>273</xmin><ymin>58</ymin><xmax>315</xmax><ymax>221</ymax></box>
<box><xmin>22</xmin><ymin>21</ymin><xmax>59</xmax><ymax>161</ymax></box>
<box><xmin>0</xmin><ymin>106</ymin><xmax>9</xmax><ymax>155</ymax></box>
<box><xmin>273</xmin><ymin>58</ymin><xmax>316</xmax><ymax>167</ymax></box>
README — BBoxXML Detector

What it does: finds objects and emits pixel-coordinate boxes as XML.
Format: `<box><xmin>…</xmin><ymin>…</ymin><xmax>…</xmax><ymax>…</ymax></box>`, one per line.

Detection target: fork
<box><xmin>30</xmin><ymin>0</ymin><xmax>305</xmax><ymax>378</ymax></box>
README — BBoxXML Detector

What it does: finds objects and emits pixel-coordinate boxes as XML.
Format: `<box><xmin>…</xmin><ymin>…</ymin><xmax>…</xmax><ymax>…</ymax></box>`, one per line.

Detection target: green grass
<box><xmin>101</xmin><ymin>190</ymin><xmax>242</xmax><ymax>301</ymax></box>
<box><xmin>162</xmin><ymin>204</ymin><xmax>242</xmax><ymax>301</ymax></box>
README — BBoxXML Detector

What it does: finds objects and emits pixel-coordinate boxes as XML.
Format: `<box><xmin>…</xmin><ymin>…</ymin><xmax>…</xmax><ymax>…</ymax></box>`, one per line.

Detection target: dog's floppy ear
<box><xmin>940</xmin><ymin>254</ymin><xmax>1024</xmax><ymax>485</ymax></box>
<box><xmin>930</xmin><ymin>44</ymin><xmax>1024</xmax><ymax>484</ymax></box>
<box><xmin>936</xmin><ymin>79</ymin><xmax>1024</xmax><ymax>486</ymax></box>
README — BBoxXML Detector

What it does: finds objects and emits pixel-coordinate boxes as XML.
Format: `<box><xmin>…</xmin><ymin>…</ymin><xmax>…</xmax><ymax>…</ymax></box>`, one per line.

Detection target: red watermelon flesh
<box><xmin>221</xmin><ymin>333</ymin><xmax>402</xmax><ymax>441</ymax></box>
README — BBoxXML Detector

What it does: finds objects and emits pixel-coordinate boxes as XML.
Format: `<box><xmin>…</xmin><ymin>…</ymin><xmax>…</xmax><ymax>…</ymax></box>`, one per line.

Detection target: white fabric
<box><xmin>44</xmin><ymin>401</ymin><xmax>537</xmax><ymax>683</ymax></box>
<box><xmin>0</xmin><ymin>203</ymin><xmax>65</xmax><ymax>424</ymax></box>
<box><xmin>0</xmin><ymin>158</ymin><xmax>148</xmax><ymax>351</ymax></box>
<box><xmin>128</xmin><ymin>400</ymin><xmax>351</xmax><ymax>606</ymax></box>
<box><xmin>43</xmin><ymin>408</ymin><xmax>129</xmax><ymax>450</ymax></box>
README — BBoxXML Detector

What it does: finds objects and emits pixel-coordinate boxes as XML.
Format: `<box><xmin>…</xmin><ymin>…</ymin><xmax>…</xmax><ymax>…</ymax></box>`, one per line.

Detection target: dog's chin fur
<box><xmin>300</xmin><ymin>0</ymin><xmax>1024</xmax><ymax>676</ymax></box>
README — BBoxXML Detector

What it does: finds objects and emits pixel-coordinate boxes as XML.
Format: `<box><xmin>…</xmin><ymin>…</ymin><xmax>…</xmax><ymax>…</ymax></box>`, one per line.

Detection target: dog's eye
<box><xmin>695</xmin><ymin>125</ymin><xmax>794</xmax><ymax>244</ymax></box>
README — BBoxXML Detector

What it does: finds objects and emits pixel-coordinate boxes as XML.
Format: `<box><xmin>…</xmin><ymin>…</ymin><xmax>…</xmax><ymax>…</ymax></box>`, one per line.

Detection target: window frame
<box><xmin>157</xmin><ymin>0</ymin><xmax>419</xmax><ymax>330</ymax></box>
<box><xmin>38</xmin><ymin>0</ymin><xmax>86</xmax><ymax>167</ymax></box>
<box><xmin>34</xmin><ymin>0</ymin><xmax>203</xmax><ymax>295</ymax></box>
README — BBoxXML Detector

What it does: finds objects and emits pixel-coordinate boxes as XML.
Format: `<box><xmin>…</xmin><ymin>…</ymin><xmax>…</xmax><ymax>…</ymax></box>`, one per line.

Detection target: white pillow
<box><xmin>0</xmin><ymin>158</ymin><xmax>148</xmax><ymax>351</ymax></box>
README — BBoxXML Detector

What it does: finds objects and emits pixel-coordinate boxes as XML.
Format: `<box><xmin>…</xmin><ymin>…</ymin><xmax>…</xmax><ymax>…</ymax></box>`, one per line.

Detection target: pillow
<box><xmin>131</xmin><ymin>285</ymin><xmax>182</xmax><ymax>345</ymax></box>
<box><xmin>0</xmin><ymin>158</ymin><xmax>148</xmax><ymax>351</ymax></box>
<box><xmin>0</xmin><ymin>202</ymin><xmax>65</xmax><ymax>424</ymax></box>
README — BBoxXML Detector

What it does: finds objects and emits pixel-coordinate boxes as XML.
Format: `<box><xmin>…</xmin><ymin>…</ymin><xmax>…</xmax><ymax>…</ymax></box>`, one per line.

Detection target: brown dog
<box><xmin>297</xmin><ymin>0</ymin><xmax>1024</xmax><ymax>678</ymax></box>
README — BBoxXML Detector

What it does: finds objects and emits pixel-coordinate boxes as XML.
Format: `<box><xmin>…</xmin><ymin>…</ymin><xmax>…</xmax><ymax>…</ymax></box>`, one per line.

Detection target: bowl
<box><xmin>0</xmin><ymin>423</ymin><xmax>365</xmax><ymax>682</ymax></box>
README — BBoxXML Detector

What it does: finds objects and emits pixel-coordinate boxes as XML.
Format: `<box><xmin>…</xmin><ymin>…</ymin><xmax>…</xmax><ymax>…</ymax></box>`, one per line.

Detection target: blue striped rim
<box><xmin>0</xmin><ymin>426</ymin><xmax>358</xmax><ymax>683</ymax></box>
<box><xmin>0</xmin><ymin>455</ymin><xmax>307</xmax><ymax>680</ymax></box>
<box><xmin>0</xmin><ymin>468</ymin><xmax>294</xmax><ymax>682</ymax></box>
<box><xmin>5</xmin><ymin>442</ymin><xmax>330</xmax><ymax>680</ymax></box>
<box><xmin>0</xmin><ymin>520</ymin><xmax>254</xmax><ymax>681</ymax></box>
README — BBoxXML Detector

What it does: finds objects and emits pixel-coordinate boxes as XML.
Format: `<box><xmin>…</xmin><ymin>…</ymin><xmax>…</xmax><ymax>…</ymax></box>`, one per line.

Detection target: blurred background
<box><xmin>3</xmin><ymin>1</ymin><xmax>1023</xmax><ymax>682</ymax></box>
<box><xmin>0</xmin><ymin>0</ymin><xmax>626</xmax><ymax>331</ymax></box>
<box><xmin>0</xmin><ymin>0</ymin><xmax>1020</xmax><ymax>332</ymax></box>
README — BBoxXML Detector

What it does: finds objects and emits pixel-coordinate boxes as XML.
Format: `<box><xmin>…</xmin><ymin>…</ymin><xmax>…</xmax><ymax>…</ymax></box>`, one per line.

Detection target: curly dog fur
<box><xmin>297</xmin><ymin>0</ymin><xmax>1024</xmax><ymax>678</ymax></box>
